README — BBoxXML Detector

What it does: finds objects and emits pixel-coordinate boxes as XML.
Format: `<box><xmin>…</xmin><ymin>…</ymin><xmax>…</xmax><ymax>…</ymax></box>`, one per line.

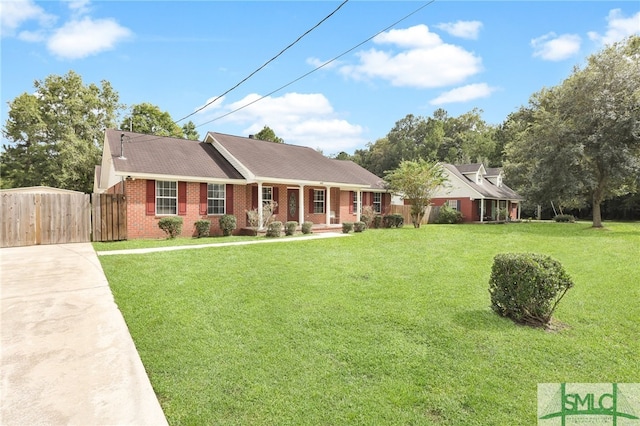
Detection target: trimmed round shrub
<box><xmin>301</xmin><ymin>221</ymin><xmax>313</xmax><ymax>234</ymax></box>
<box><xmin>194</xmin><ymin>219</ymin><xmax>211</xmax><ymax>238</ymax></box>
<box><xmin>342</xmin><ymin>222</ymin><xmax>354</xmax><ymax>233</ymax></box>
<box><xmin>383</xmin><ymin>214</ymin><xmax>404</xmax><ymax>228</ymax></box>
<box><xmin>354</xmin><ymin>221</ymin><xmax>366</xmax><ymax>233</ymax></box>
<box><xmin>285</xmin><ymin>221</ymin><xmax>298</xmax><ymax>236</ymax></box>
<box><xmin>372</xmin><ymin>215</ymin><xmax>383</xmax><ymax>229</ymax></box>
<box><xmin>435</xmin><ymin>204</ymin><xmax>463</xmax><ymax>224</ymax></box>
<box><xmin>158</xmin><ymin>217</ymin><xmax>183</xmax><ymax>239</ymax></box>
<box><xmin>489</xmin><ymin>253</ymin><xmax>574</xmax><ymax>327</ymax></box>
<box><xmin>553</xmin><ymin>214</ymin><xmax>576</xmax><ymax>223</ymax></box>
<box><xmin>219</xmin><ymin>214</ymin><xmax>237</xmax><ymax>236</ymax></box>
<box><xmin>266</xmin><ymin>221</ymin><xmax>282</xmax><ymax>237</ymax></box>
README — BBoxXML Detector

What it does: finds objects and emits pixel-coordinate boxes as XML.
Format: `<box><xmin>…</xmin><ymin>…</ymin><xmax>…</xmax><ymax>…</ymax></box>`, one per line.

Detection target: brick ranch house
<box><xmin>427</xmin><ymin>163</ymin><xmax>523</xmax><ymax>222</ymax></box>
<box><xmin>94</xmin><ymin>129</ymin><xmax>391</xmax><ymax>239</ymax></box>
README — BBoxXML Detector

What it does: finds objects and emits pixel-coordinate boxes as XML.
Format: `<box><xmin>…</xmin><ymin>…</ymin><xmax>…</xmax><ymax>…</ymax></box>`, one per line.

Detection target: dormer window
<box><xmin>476</xmin><ymin>172</ymin><xmax>483</xmax><ymax>185</ymax></box>
<box><xmin>497</xmin><ymin>175</ymin><xmax>503</xmax><ymax>187</ymax></box>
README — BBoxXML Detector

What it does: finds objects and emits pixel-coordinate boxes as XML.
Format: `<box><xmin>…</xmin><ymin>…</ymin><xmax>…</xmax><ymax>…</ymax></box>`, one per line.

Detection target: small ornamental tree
<box><xmin>489</xmin><ymin>253</ymin><xmax>574</xmax><ymax>327</ymax></box>
<box><xmin>384</xmin><ymin>160</ymin><xmax>448</xmax><ymax>228</ymax></box>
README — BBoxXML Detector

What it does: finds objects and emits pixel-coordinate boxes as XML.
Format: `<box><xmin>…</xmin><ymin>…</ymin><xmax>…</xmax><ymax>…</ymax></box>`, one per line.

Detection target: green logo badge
<box><xmin>538</xmin><ymin>383</ymin><xmax>640</xmax><ymax>425</ymax></box>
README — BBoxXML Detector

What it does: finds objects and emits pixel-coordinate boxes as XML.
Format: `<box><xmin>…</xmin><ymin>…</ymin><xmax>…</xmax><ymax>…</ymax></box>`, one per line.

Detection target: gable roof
<box><xmin>105</xmin><ymin>129</ymin><xmax>244</xmax><ymax>181</ymax></box>
<box><xmin>205</xmin><ymin>132</ymin><xmax>382</xmax><ymax>188</ymax></box>
<box><xmin>442</xmin><ymin>163</ymin><xmax>522</xmax><ymax>200</ymax></box>
<box><xmin>455</xmin><ymin>163</ymin><xmax>484</xmax><ymax>174</ymax></box>
<box><xmin>99</xmin><ymin>129</ymin><xmax>386</xmax><ymax>191</ymax></box>
<box><xmin>485</xmin><ymin>167</ymin><xmax>502</xmax><ymax>177</ymax></box>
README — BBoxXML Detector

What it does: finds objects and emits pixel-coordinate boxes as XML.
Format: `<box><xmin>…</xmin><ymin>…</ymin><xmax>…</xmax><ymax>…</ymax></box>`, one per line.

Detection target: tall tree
<box><xmin>505</xmin><ymin>36</ymin><xmax>640</xmax><ymax>227</ymax></box>
<box><xmin>182</xmin><ymin>121</ymin><xmax>200</xmax><ymax>140</ymax></box>
<box><xmin>121</xmin><ymin>103</ymin><xmax>184</xmax><ymax>137</ymax></box>
<box><xmin>1</xmin><ymin>71</ymin><xmax>121</xmax><ymax>192</ymax></box>
<box><xmin>254</xmin><ymin>125</ymin><xmax>284</xmax><ymax>143</ymax></box>
<box><xmin>353</xmin><ymin>109</ymin><xmax>498</xmax><ymax>177</ymax></box>
<box><xmin>384</xmin><ymin>160</ymin><xmax>448</xmax><ymax>228</ymax></box>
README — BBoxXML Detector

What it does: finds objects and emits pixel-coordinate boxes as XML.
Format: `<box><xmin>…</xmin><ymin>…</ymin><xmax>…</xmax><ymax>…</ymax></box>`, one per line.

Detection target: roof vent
<box><xmin>248</xmin><ymin>134</ymin><xmax>255</xmax><ymax>139</ymax></box>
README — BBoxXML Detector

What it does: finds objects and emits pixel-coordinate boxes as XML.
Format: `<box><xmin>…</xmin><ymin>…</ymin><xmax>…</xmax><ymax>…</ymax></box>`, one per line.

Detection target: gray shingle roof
<box><xmin>106</xmin><ymin>129</ymin><xmax>244</xmax><ymax>180</ymax></box>
<box><xmin>104</xmin><ymin>130</ymin><xmax>386</xmax><ymax>189</ymax></box>
<box><xmin>443</xmin><ymin>163</ymin><xmax>522</xmax><ymax>200</ymax></box>
<box><xmin>207</xmin><ymin>132</ymin><xmax>383</xmax><ymax>187</ymax></box>
<box><xmin>455</xmin><ymin>163</ymin><xmax>483</xmax><ymax>174</ymax></box>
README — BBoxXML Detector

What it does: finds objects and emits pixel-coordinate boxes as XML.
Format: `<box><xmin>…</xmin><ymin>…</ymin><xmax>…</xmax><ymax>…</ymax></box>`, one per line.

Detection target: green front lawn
<box><xmin>98</xmin><ymin>222</ymin><xmax>640</xmax><ymax>425</ymax></box>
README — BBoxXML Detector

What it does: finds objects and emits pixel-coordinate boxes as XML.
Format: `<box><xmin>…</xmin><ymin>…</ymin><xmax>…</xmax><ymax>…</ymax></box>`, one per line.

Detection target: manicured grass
<box><xmin>92</xmin><ymin>234</ymin><xmax>263</xmax><ymax>251</ymax></box>
<box><xmin>99</xmin><ymin>222</ymin><xmax>640</xmax><ymax>425</ymax></box>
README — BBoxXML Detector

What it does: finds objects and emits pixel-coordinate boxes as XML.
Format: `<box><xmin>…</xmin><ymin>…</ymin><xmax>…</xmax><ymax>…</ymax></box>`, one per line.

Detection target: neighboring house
<box><xmin>428</xmin><ymin>163</ymin><xmax>523</xmax><ymax>222</ymax></box>
<box><xmin>95</xmin><ymin>130</ymin><xmax>391</xmax><ymax>238</ymax></box>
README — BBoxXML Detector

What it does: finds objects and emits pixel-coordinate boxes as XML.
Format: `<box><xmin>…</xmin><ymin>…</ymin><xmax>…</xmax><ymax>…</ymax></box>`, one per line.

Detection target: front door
<box><xmin>287</xmin><ymin>189</ymin><xmax>299</xmax><ymax>222</ymax></box>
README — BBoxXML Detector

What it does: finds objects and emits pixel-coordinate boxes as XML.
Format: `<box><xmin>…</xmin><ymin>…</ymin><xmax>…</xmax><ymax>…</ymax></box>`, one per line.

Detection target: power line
<box><xmin>175</xmin><ymin>0</ymin><xmax>350</xmax><ymax>124</ymax></box>
<box><xmin>195</xmin><ymin>0</ymin><xmax>436</xmax><ymax>129</ymax></box>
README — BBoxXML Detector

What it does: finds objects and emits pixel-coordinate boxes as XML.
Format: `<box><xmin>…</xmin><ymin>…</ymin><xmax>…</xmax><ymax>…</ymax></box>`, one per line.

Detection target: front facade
<box><xmin>95</xmin><ymin>130</ymin><xmax>391</xmax><ymax>239</ymax></box>
<box><xmin>429</xmin><ymin>163</ymin><xmax>523</xmax><ymax>222</ymax></box>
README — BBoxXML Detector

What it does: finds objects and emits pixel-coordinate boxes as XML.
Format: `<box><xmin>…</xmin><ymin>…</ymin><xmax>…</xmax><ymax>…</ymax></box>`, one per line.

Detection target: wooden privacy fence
<box><xmin>92</xmin><ymin>193</ymin><xmax>127</xmax><ymax>242</ymax></box>
<box><xmin>1</xmin><ymin>192</ymin><xmax>91</xmax><ymax>248</ymax></box>
<box><xmin>389</xmin><ymin>204</ymin><xmax>433</xmax><ymax>225</ymax></box>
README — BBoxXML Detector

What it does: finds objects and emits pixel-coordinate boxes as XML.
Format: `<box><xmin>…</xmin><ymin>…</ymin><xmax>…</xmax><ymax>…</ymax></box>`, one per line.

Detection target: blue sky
<box><xmin>1</xmin><ymin>1</ymin><xmax>639</xmax><ymax>155</ymax></box>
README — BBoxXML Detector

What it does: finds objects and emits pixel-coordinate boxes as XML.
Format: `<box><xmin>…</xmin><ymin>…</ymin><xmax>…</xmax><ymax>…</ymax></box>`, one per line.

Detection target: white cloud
<box><xmin>18</xmin><ymin>30</ymin><xmax>46</xmax><ymax>43</ymax></box>
<box><xmin>65</xmin><ymin>0</ymin><xmax>92</xmax><ymax>17</ymax></box>
<box><xmin>588</xmin><ymin>9</ymin><xmax>640</xmax><ymax>46</ymax></box>
<box><xmin>194</xmin><ymin>95</ymin><xmax>227</xmax><ymax>115</ymax></box>
<box><xmin>373</xmin><ymin>24</ymin><xmax>442</xmax><ymax>48</ymax></box>
<box><xmin>339</xmin><ymin>24</ymin><xmax>482</xmax><ymax>88</ymax></box>
<box><xmin>306</xmin><ymin>56</ymin><xmax>340</xmax><ymax>70</ymax></box>
<box><xmin>435</xmin><ymin>20</ymin><xmax>483</xmax><ymax>40</ymax></box>
<box><xmin>430</xmin><ymin>83</ymin><xmax>496</xmax><ymax>105</ymax></box>
<box><xmin>47</xmin><ymin>17</ymin><xmax>132</xmax><ymax>59</ymax></box>
<box><xmin>197</xmin><ymin>92</ymin><xmax>366</xmax><ymax>153</ymax></box>
<box><xmin>0</xmin><ymin>0</ymin><xmax>55</xmax><ymax>37</ymax></box>
<box><xmin>531</xmin><ymin>33</ymin><xmax>581</xmax><ymax>61</ymax></box>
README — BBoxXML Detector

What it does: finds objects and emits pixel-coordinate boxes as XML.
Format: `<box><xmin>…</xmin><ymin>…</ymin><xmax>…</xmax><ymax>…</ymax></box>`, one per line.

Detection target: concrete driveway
<box><xmin>1</xmin><ymin>243</ymin><xmax>167</xmax><ymax>425</ymax></box>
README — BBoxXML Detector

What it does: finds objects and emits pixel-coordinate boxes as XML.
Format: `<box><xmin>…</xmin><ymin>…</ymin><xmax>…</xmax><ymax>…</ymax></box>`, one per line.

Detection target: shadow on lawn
<box><xmin>459</xmin><ymin>221</ymin><xmax>640</xmax><ymax>239</ymax></box>
<box><xmin>453</xmin><ymin>308</ymin><xmax>513</xmax><ymax>332</ymax></box>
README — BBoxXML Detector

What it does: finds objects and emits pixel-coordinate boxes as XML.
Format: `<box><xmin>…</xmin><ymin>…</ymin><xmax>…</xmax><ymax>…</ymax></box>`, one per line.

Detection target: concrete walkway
<box><xmin>96</xmin><ymin>231</ymin><xmax>350</xmax><ymax>256</ymax></box>
<box><xmin>0</xmin><ymin>243</ymin><xmax>167</xmax><ymax>425</ymax></box>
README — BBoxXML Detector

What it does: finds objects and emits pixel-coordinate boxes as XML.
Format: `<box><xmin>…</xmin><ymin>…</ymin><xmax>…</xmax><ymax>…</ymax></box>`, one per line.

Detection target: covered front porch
<box><xmin>250</xmin><ymin>181</ymin><xmax>388</xmax><ymax>231</ymax></box>
<box><xmin>474</xmin><ymin>198</ymin><xmax>522</xmax><ymax>222</ymax></box>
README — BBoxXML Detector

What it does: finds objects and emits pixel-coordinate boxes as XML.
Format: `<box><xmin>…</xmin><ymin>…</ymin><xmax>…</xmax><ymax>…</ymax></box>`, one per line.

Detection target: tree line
<box><xmin>340</xmin><ymin>36</ymin><xmax>640</xmax><ymax>226</ymax></box>
<box><xmin>0</xmin><ymin>71</ymin><xmax>200</xmax><ymax>194</ymax></box>
<box><xmin>1</xmin><ymin>36</ymin><xmax>638</xmax><ymax>226</ymax></box>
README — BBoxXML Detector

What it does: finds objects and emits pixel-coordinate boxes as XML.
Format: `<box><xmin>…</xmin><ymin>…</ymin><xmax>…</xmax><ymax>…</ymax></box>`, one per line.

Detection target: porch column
<box><xmin>356</xmin><ymin>190</ymin><xmax>362</xmax><ymax>222</ymax></box>
<box><xmin>517</xmin><ymin>202</ymin><xmax>521</xmax><ymax>220</ymax></box>
<box><xmin>480</xmin><ymin>199</ymin><xmax>485</xmax><ymax>223</ymax></box>
<box><xmin>325</xmin><ymin>186</ymin><xmax>331</xmax><ymax>225</ymax></box>
<box><xmin>257</xmin><ymin>181</ymin><xmax>264</xmax><ymax>230</ymax></box>
<box><xmin>298</xmin><ymin>185</ymin><xmax>305</xmax><ymax>225</ymax></box>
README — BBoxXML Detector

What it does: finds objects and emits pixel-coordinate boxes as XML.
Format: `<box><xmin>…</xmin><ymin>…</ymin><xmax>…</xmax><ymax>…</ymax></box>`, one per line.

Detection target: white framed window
<box><xmin>352</xmin><ymin>191</ymin><xmax>360</xmax><ymax>213</ymax></box>
<box><xmin>373</xmin><ymin>193</ymin><xmax>382</xmax><ymax>213</ymax></box>
<box><xmin>448</xmin><ymin>199</ymin><xmax>459</xmax><ymax>211</ymax></box>
<box><xmin>313</xmin><ymin>189</ymin><xmax>325</xmax><ymax>214</ymax></box>
<box><xmin>208</xmin><ymin>183</ymin><xmax>225</xmax><ymax>215</ymax></box>
<box><xmin>262</xmin><ymin>186</ymin><xmax>273</xmax><ymax>204</ymax></box>
<box><xmin>156</xmin><ymin>181</ymin><xmax>177</xmax><ymax>215</ymax></box>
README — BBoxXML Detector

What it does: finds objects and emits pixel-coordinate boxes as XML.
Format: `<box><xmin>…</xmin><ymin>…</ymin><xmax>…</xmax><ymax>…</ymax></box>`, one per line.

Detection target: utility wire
<box><xmin>195</xmin><ymin>0</ymin><xmax>436</xmax><ymax>129</ymax></box>
<box><xmin>175</xmin><ymin>0</ymin><xmax>350</xmax><ymax>124</ymax></box>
